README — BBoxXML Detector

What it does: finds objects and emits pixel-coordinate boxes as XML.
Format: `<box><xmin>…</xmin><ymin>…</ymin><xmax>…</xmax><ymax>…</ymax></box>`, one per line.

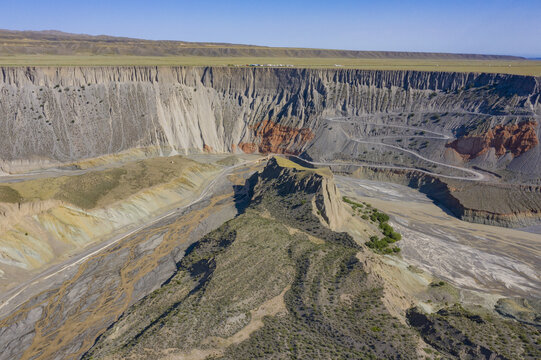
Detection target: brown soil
<box><xmin>238</xmin><ymin>142</ymin><xmax>258</xmax><ymax>154</ymax></box>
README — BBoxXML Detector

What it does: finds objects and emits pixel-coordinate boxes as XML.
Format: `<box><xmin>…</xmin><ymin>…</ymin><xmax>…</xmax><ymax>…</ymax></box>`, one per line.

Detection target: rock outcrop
<box><xmin>0</xmin><ymin>157</ymin><xmax>220</xmax><ymax>277</ymax></box>
<box><xmin>239</xmin><ymin>120</ymin><xmax>314</xmax><ymax>154</ymax></box>
<box><xmin>406</xmin><ymin>307</ymin><xmax>509</xmax><ymax>360</ymax></box>
<box><xmin>1</xmin><ymin>66</ymin><xmax>540</xmax><ymax>224</ymax></box>
<box><xmin>247</xmin><ymin>157</ymin><xmax>348</xmax><ymax>230</ymax></box>
<box><xmin>82</xmin><ymin>154</ymin><xmax>424</xmax><ymax>360</ymax></box>
<box><xmin>447</xmin><ymin>121</ymin><xmax>539</xmax><ymax>159</ymax></box>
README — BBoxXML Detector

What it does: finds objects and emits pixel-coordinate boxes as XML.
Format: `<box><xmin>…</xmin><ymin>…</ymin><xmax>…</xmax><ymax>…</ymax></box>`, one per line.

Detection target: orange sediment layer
<box><xmin>239</xmin><ymin>120</ymin><xmax>314</xmax><ymax>154</ymax></box>
<box><xmin>446</xmin><ymin>121</ymin><xmax>538</xmax><ymax>160</ymax></box>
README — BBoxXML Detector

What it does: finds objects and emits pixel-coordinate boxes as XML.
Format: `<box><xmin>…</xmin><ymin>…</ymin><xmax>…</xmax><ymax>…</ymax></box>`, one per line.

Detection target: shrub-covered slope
<box><xmin>85</xmin><ymin>158</ymin><xmax>540</xmax><ymax>360</ymax></box>
<box><xmin>84</xmin><ymin>159</ymin><xmax>421</xmax><ymax>359</ymax></box>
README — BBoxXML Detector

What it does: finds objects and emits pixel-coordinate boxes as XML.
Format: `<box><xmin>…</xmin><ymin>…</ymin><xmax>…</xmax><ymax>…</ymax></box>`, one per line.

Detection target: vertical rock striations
<box><xmin>0</xmin><ymin>66</ymin><xmax>539</xmax><ymax>171</ymax></box>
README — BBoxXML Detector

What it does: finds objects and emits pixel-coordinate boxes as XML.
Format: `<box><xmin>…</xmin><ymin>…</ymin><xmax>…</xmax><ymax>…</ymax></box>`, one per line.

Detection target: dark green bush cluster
<box><xmin>365</xmin><ymin>235</ymin><xmax>401</xmax><ymax>254</ymax></box>
<box><xmin>379</xmin><ymin>222</ymin><xmax>401</xmax><ymax>241</ymax></box>
<box><xmin>366</xmin><ymin>208</ymin><xmax>401</xmax><ymax>254</ymax></box>
<box><xmin>343</xmin><ymin>197</ymin><xmax>377</xmax><ymax>221</ymax></box>
<box><xmin>342</xmin><ymin>196</ymin><xmax>402</xmax><ymax>254</ymax></box>
<box><xmin>370</xmin><ymin>210</ymin><xmax>389</xmax><ymax>224</ymax></box>
<box><xmin>342</xmin><ymin>196</ymin><xmax>364</xmax><ymax>210</ymax></box>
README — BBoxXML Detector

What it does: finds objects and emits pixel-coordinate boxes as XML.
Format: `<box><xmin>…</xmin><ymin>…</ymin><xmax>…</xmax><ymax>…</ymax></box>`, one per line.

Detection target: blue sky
<box><xmin>2</xmin><ymin>0</ymin><xmax>540</xmax><ymax>57</ymax></box>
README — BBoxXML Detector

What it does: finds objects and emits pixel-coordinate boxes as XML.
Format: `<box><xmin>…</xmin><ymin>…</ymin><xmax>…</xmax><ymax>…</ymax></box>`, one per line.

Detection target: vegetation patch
<box><xmin>408</xmin><ymin>305</ymin><xmax>541</xmax><ymax>359</ymax></box>
<box><xmin>0</xmin><ymin>185</ymin><xmax>23</xmax><ymax>203</ymax></box>
<box><xmin>1</xmin><ymin>155</ymin><xmax>215</xmax><ymax>209</ymax></box>
<box><xmin>343</xmin><ymin>196</ymin><xmax>402</xmax><ymax>254</ymax></box>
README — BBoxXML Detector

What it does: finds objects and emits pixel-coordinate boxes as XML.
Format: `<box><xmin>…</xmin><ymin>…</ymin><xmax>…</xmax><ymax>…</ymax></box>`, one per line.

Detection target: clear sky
<box><xmin>3</xmin><ymin>0</ymin><xmax>540</xmax><ymax>57</ymax></box>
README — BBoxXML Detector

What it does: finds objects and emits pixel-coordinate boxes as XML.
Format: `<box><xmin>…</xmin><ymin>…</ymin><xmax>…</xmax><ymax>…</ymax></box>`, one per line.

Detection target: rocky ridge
<box><xmin>246</xmin><ymin>157</ymin><xmax>348</xmax><ymax>229</ymax></box>
<box><xmin>83</xmin><ymin>157</ymin><xmax>424</xmax><ymax>360</ymax></box>
<box><xmin>82</xmin><ymin>156</ymin><xmax>541</xmax><ymax>360</ymax></box>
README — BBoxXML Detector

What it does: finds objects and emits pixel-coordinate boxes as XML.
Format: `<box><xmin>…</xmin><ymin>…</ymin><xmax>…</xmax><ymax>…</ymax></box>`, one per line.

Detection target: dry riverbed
<box><xmin>335</xmin><ymin>176</ymin><xmax>541</xmax><ymax>299</ymax></box>
<box><xmin>0</xmin><ymin>155</ymin><xmax>264</xmax><ymax>360</ymax></box>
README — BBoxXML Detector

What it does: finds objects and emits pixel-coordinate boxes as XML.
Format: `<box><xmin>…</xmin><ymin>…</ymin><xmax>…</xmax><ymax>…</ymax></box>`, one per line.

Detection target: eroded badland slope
<box><xmin>0</xmin><ymin>67</ymin><xmax>539</xmax><ymax>168</ymax></box>
<box><xmin>1</xmin><ymin>66</ymin><xmax>541</xmax><ymax>226</ymax></box>
<box><xmin>84</xmin><ymin>158</ymin><xmax>540</xmax><ymax>360</ymax></box>
<box><xmin>84</xmin><ymin>158</ymin><xmax>420</xmax><ymax>359</ymax></box>
<box><xmin>1</xmin><ymin>157</ymin><xmax>539</xmax><ymax>359</ymax></box>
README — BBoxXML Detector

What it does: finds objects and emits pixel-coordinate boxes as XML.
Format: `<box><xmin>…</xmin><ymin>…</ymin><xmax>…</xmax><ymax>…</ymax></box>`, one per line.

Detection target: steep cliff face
<box><xmin>0</xmin><ymin>66</ymin><xmax>540</xmax><ymax>172</ymax></box>
<box><xmin>446</xmin><ymin>121</ymin><xmax>539</xmax><ymax>159</ymax></box>
<box><xmin>239</xmin><ymin>120</ymin><xmax>315</xmax><ymax>154</ymax></box>
<box><xmin>247</xmin><ymin>157</ymin><xmax>348</xmax><ymax>230</ymax></box>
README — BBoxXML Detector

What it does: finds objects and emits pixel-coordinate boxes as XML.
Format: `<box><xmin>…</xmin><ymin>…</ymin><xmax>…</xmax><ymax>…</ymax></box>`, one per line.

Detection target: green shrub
<box><xmin>342</xmin><ymin>196</ymin><xmax>364</xmax><ymax>209</ymax></box>
<box><xmin>366</xmin><ymin>219</ymin><xmax>402</xmax><ymax>255</ymax></box>
<box><xmin>379</xmin><ymin>222</ymin><xmax>393</xmax><ymax>236</ymax></box>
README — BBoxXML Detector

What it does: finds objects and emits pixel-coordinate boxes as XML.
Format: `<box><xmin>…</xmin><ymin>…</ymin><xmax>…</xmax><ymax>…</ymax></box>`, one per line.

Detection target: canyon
<box><xmin>2</xmin><ymin>66</ymin><xmax>539</xmax><ymax>226</ymax></box>
<box><xmin>0</xmin><ymin>66</ymin><xmax>538</xmax><ymax>171</ymax></box>
<box><xmin>0</xmin><ymin>67</ymin><xmax>539</xmax><ymax>166</ymax></box>
<box><xmin>0</xmin><ymin>65</ymin><xmax>540</xmax><ymax>359</ymax></box>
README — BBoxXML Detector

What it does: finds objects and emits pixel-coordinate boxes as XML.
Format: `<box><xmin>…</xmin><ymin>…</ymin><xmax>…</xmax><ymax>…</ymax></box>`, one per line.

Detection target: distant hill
<box><xmin>0</xmin><ymin>29</ymin><xmax>524</xmax><ymax>60</ymax></box>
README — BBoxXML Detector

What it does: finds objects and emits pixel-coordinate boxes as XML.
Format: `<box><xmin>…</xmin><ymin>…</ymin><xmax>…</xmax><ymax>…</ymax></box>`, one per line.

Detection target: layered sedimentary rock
<box><xmin>1</xmin><ymin>66</ymin><xmax>541</xmax><ymax>226</ymax></box>
<box><xmin>446</xmin><ymin>121</ymin><xmax>539</xmax><ymax>159</ymax></box>
<box><xmin>239</xmin><ymin>120</ymin><xmax>315</xmax><ymax>154</ymax></box>
<box><xmin>0</xmin><ymin>156</ymin><xmax>220</xmax><ymax>279</ymax></box>
<box><xmin>0</xmin><ymin>66</ymin><xmax>540</xmax><ymax>172</ymax></box>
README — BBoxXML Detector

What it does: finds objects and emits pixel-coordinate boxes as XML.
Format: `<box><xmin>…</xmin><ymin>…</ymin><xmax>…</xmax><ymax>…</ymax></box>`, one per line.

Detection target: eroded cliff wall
<box><xmin>1</xmin><ymin>66</ymin><xmax>540</xmax><ymax>171</ymax></box>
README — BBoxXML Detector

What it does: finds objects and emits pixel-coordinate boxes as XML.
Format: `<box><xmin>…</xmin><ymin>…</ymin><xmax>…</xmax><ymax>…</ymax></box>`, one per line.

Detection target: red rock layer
<box><xmin>203</xmin><ymin>144</ymin><xmax>213</xmax><ymax>153</ymax></box>
<box><xmin>238</xmin><ymin>142</ymin><xmax>258</xmax><ymax>154</ymax></box>
<box><xmin>239</xmin><ymin>120</ymin><xmax>315</xmax><ymax>154</ymax></box>
<box><xmin>446</xmin><ymin>121</ymin><xmax>538</xmax><ymax>160</ymax></box>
